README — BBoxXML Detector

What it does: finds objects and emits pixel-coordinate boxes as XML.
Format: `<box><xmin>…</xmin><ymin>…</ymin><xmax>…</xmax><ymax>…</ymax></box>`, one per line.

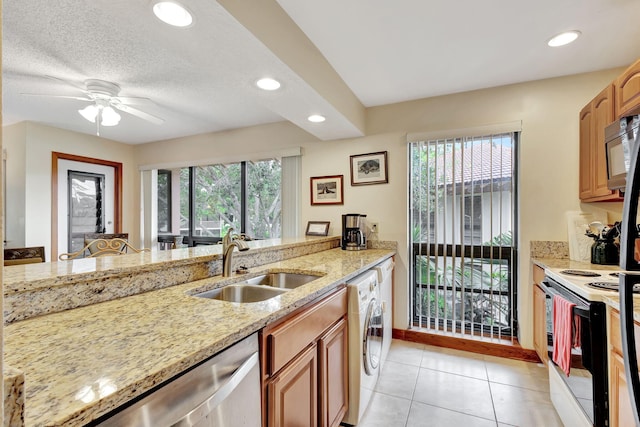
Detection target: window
<box><xmin>409</xmin><ymin>132</ymin><xmax>518</xmax><ymax>340</ymax></box>
<box><xmin>157</xmin><ymin>170</ymin><xmax>171</xmax><ymax>233</ymax></box>
<box><xmin>174</xmin><ymin>160</ymin><xmax>282</xmax><ymax>245</ymax></box>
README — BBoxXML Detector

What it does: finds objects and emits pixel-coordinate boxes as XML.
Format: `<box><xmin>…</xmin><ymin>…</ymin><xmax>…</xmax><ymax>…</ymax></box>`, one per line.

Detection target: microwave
<box><xmin>606</xmin><ymin>115</ymin><xmax>640</xmax><ymax>190</ymax></box>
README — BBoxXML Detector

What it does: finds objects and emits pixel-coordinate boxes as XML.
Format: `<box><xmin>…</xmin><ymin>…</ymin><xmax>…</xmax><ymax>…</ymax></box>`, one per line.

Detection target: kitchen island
<box><xmin>4</xmin><ymin>238</ymin><xmax>395</xmax><ymax>426</ymax></box>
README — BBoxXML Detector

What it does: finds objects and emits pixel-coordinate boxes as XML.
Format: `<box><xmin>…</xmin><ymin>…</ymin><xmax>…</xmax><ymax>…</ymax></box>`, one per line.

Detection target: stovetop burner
<box><xmin>586</xmin><ymin>282</ymin><xmax>640</xmax><ymax>293</ymax></box>
<box><xmin>610</xmin><ymin>272</ymin><xmax>620</xmax><ymax>278</ymax></box>
<box><xmin>560</xmin><ymin>269</ymin><xmax>602</xmax><ymax>277</ymax></box>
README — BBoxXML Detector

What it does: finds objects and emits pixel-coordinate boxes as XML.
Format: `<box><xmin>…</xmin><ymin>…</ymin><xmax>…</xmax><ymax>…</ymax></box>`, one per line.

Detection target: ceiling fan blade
<box><xmin>44</xmin><ymin>75</ymin><xmax>89</xmax><ymax>92</ymax></box>
<box><xmin>114</xmin><ymin>96</ymin><xmax>157</xmax><ymax>106</ymax></box>
<box><xmin>112</xmin><ymin>103</ymin><xmax>164</xmax><ymax>125</ymax></box>
<box><xmin>20</xmin><ymin>93</ymin><xmax>92</xmax><ymax>101</ymax></box>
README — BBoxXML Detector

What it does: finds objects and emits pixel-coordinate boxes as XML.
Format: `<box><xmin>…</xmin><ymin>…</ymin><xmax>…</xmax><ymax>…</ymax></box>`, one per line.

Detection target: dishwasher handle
<box><xmin>174</xmin><ymin>352</ymin><xmax>259</xmax><ymax>427</ymax></box>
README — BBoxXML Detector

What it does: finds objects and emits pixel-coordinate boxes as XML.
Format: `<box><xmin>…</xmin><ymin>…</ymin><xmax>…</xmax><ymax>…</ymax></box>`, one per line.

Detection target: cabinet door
<box><xmin>611</xmin><ymin>351</ymin><xmax>634</xmax><ymax>427</ymax></box>
<box><xmin>318</xmin><ymin>318</ymin><xmax>348</xmax><ymax>427</ymax></box>
<box><xmin>533</xmin><ymin>284</ymin><xmax>549</xmax><ymax>364</ymax></box>
<box><xmin>592</xmin><ymin>85</ymin><xmax>616</xmax><ymax>198</ymax></box>
<box><xmin>579</xmin><ymin>103</ymin><xmax>594</xmax><ymax>200</ymax></box>
<box><xmin>267</xmin><ymin>344</ymin><xmax>318</xmax><ymax>427</ymax></box>
<box><xmin>617</xmin><ymin>58</ymin><xmax>640</xmax><ymax>117</ymax></box>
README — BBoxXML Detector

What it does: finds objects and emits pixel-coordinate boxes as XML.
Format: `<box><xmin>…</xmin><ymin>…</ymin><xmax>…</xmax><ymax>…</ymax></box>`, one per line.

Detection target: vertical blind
<box><xmin>409</xmin><ymin>131</ymin><xmax>518</xmax><ymax>340</ymax></box>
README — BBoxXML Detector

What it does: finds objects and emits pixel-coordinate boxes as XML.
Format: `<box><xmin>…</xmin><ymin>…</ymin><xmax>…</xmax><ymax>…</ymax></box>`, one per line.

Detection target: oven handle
<box><xmin>540</xmin><ymin>281</ymin><xmax>591</xmax><ymax>318</ymax></box>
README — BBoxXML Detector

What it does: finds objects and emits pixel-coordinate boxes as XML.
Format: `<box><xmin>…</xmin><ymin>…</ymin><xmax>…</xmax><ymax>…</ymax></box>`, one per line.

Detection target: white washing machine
<box><xmin>342</xmin><ymin>270</ymin><xmax>383</xmax><ymax>426</ymax></box>
<box><xmin>374</xmin><ymin>257</ymin><xmax>394</xmax><ymax>370</ymax></box>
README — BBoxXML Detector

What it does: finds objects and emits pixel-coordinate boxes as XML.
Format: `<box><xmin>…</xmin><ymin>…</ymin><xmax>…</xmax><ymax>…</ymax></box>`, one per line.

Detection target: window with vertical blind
<box><xmin>409</xmin><ymin>130</ymin><xmax>519</xmax><ymax>340</ymax></box>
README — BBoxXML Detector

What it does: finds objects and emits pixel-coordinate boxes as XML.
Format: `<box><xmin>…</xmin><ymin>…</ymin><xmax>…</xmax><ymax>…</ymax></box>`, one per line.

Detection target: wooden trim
<box><xmin>392</xmin><ymin>328</ymin><xmax>541</xmax><ymax>363</ymax></box>
<box><xmin>51</xmin><ymin>152</ymin><xmax>123</xmax><ymax>260</ymax></box>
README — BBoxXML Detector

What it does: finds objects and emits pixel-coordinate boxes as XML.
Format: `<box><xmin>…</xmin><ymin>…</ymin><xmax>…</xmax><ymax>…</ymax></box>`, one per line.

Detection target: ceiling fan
<box><xmin>22</xmin><ymin>76</ymin><xmax>164</xmax><ymax>135</ymax></box>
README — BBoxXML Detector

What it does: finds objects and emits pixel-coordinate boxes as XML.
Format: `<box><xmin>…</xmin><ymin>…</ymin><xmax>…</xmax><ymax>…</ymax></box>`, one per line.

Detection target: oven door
<box><xmin>540</xmin><ymin>279</ymin><xmax>608</xmax><ymax>427</ymax></box>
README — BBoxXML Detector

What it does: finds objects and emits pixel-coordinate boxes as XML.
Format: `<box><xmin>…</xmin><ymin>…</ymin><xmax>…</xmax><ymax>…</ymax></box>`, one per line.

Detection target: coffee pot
<box><xmin>341</xmin><ymin>213</ymin><xmax>367</xmax><ymax>250</ymax></box>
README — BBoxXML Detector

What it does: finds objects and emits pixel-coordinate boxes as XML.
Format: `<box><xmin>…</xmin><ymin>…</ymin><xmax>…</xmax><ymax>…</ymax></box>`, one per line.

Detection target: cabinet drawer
<box><xmin>266</xmin><ymin>288</ymin><xmax>347</xmax><ymax>375</ymax></box>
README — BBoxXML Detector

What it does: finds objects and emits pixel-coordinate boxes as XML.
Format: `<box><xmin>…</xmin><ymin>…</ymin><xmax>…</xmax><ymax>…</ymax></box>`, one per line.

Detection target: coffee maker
<box><xmin>342</xmin><ymin>213</ymin><xmax>367</xmax><ymax>250</ymax></box>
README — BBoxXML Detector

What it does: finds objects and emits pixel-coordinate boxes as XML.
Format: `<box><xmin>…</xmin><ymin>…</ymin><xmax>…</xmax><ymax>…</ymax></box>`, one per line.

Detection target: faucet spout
<box><xmin>222</xmin><ymin>228</ymin><xmax>249</xmax><ymax>277</ymax></box>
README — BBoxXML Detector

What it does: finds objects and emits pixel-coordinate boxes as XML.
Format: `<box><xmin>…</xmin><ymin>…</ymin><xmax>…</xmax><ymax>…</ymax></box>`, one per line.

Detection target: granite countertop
<box><xmin>4</xmin><ymin>247</ymin><xmax>394</xmax><ymax>426</ymax></box>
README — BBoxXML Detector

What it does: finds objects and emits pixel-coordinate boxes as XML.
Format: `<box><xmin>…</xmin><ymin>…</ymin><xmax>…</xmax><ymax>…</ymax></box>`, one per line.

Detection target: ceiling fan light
<box><xmin>101</xmin><ymin>106</ymin><xmax>121</xmax><ymax>126</ymax></box>
<box><xmin>78</xmin><ymin>105</ymin><xmax>98</xmax><ymax>123</ymax></box>
<box><xmin>153</xmin><ymin>1</ymin><xmax>193</xmax><ymax>27</ymax></box>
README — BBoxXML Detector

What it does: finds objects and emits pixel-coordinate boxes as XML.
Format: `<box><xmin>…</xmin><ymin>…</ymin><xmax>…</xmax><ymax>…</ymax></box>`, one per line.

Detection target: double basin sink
<box><xmin>193</xmin><ymin>272</ymin><xmax>323</xmax><ymax>303</ymax></box>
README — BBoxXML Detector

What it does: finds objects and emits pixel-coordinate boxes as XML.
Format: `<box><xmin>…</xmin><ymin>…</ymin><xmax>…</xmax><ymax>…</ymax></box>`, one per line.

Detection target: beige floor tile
<box><xmin>484</xmin><ymin>356</ymin><xmax>551</xmax><ymax>393</ymax></box>
<box><xmin>490</xmin><ymin>382</ymin><xmax>563</xmax><ymax>426</ymax></box>
<box><xmin>421</xmin><ymin>345</ymin><xmax>488</xmax><ymax>380</ymax></box>
<box><xmin>357</xmin><ymin>392</ymin><xmax>411</xmax><ymax>427</ymax></box>
<box><xmin>413</xmin><ymin>367</ymin><xmax>496</xmax><ymax>420</ymax></box>
<box><xmin>386</xmin><ymin>339</ymin><xmax>425</xmax><ymax>367</ymax></box>
<box><xmin>406</xmin><ymin>401</ymin><xmax>497</xmax><ymax>427</ymax></box>
<box><xmin>375</xmin><ymin>359</ymin><xmax>420</xmax><ymax>399</ymax></box>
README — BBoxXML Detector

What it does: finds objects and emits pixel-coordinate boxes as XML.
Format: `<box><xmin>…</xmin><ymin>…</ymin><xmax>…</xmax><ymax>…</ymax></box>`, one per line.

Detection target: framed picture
<box><xmin>310</xmin><ymin>175</ymin><xmax>344</xmax><ymax>205</ymax></box>
<box><xmin>305</xmin><ymin>221</ymin><xmax>330</xmax><ymax>236</ymax></box>
<box><xmin>350</xmin><ymin>151</ymin><xmax>388</xmax><ymax>186</ymax></box>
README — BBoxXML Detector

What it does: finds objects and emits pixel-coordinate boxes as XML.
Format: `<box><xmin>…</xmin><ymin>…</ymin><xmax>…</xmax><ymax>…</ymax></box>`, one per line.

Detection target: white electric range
<box><xmin>545</xmin><ymin>267</ymin><xmax>626</xmax><ymax>302</ymax></box>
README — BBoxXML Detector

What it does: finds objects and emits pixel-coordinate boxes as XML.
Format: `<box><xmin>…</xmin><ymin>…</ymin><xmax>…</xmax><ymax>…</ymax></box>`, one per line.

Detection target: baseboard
<box><xmin>392</xmin><ymin>328</ymin><xmax>541</xmax><ymax>363</ymax></box>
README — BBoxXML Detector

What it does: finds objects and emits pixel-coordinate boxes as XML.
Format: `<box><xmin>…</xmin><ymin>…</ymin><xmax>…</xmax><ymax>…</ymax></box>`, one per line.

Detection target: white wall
<box><xmin>2</xmin><ymin>122</ymin><xmax>138</xmax><ymax>260</ymax></box>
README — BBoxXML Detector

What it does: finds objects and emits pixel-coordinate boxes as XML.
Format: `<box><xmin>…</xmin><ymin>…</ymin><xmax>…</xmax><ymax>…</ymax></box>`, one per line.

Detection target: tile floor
<box><xmin>357</xmin><ymin>339</ymin><xmax>564</xmax><ymax>427</ymax></box>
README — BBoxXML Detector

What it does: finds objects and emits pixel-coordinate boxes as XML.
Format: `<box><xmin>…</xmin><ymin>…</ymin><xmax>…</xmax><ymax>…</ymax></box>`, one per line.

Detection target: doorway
<box><xmin>51</xmin><ymin>152</ymin><xmax>122</xmax><ymax>259</ymax></box>
<box><xmin>67</xmin><ymin>171</ymin><xmax>106</xmax><ymax>253</ymax></box>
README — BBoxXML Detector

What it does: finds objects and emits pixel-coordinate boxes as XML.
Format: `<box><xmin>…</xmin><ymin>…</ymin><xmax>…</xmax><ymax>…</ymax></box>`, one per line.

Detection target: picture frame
<box><xmin>350</xmin><ymin>151</ymin><xmax>388</xmax><ymax>186</ymax></box>
<box><xmin>305</xmin><ymin>221</ymin><xmax>331</xmax><ymax>236</ymax></box>
<box><xmin>310</xmin><ymin>175</ymin><xmax>344</xmax><ymax>205</ymax></box>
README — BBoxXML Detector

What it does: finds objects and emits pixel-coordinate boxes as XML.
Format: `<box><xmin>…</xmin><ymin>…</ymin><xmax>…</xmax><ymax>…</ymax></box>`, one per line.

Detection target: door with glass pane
<box><xmin>409</xmin><ymin>132</ymin><xmax>518</xmax><ymax>340</ymax></box>
<box><xmin>67</xmin><ymin>171</ymin><xmax>105</xmax><ymax>253</ymax></box>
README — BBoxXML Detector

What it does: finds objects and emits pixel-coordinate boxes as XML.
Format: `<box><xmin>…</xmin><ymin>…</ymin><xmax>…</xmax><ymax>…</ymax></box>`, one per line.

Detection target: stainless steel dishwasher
<box><xmin>96</xmin><ymin>333</ymin><xmax>260</xmax><ymax>427</ymax></box>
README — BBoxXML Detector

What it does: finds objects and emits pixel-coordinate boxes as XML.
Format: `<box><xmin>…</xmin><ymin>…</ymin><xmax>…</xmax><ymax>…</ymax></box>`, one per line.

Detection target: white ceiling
<box><xmin>3</xmin><ymin>0</ymin><xmax>640</xmax><ymax>144</ymax></box>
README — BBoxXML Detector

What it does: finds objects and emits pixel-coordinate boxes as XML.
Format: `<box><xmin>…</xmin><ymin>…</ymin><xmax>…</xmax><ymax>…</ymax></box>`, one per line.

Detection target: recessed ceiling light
<box><xmin>256</xmin><ymin>78</ymin><xmax>281</xmax><ymax>91</ymax></box>
<box><xmin>308</xmin><ymin>115</ymin><xmax>326</xmax><ymax>123</ymax></box>
<box><xmin>153</xmin><ymin>1</ymin><xmax>193</xmax><ymax>28</ymax></box>
<box><xmin>547</xmin><ymin>30</ymin><xmax>581</xmax><ymax>47</ymax></box>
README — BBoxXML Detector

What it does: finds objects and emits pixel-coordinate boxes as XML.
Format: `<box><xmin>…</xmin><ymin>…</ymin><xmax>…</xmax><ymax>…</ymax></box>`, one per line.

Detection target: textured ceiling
<box><xmin>3</xmin><ymin>0</ymin><xmax>640</xmax><ymax>144</ymax></box>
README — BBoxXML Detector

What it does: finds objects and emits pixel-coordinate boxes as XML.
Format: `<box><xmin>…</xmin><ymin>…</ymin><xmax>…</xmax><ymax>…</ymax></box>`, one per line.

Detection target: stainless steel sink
<box><xmin>243</xmin><ymin>272</ymin><xmax>321</xmax><ymax>289</ymax></box>
<box><xmin>195</xmin><ymin>284</ymin><xmax>288</xmax><ymax>303</ymax></box>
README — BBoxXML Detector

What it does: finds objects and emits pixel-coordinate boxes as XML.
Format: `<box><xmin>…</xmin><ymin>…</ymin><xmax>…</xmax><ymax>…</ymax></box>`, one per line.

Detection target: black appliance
<box><xmin>619</xmin><ymin>112</ymin><xmax>640</xmax><ymax>426</ymax></box>
<box><xmin>341</xmin><ymin>213</ymin><xmax>366</xmax><ymax>250</ymax></box>
<box><xmin>606</xmin><ymin>115</ymin><xmax>640</xmax><ymax>191</ymax></box>
<box><xmin>541</xmin><ymin>277</ymin><xmax>608</xmax><ymax>426</ymax></box>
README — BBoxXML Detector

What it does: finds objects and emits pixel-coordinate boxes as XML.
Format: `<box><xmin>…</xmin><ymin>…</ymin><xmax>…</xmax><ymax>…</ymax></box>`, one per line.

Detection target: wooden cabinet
<box><xmin>532</xmin><ymin>265</ymin><xmax>549</xmax><ymax>364</ymax></box>
<box><xmin>616</xmin><ymin>58</ymin><xmax>640</xmax><ymax>117</ymax></box>
<box><xmin>579</xmin><ymin>84</ymin><xmax>621</xmax><ymax>202</ymax></box>
<box><xmin>608</xmin><ymin>307</ymin><xmax>640</xmax><ymax>426</ymax></box>
<box><xmin>319</xmin><ymin>318</ymin><xmax>348</xmax><ymax>427</ymax></box>
<box><xmin>261</xmin><ymin>287</ymin><xmax>348</xmax><ymax>427</ymax></box>
<box><xmin>267</xmin><ymin>344</ymin><xmax>318</xmax><ymax>427</ymax></box>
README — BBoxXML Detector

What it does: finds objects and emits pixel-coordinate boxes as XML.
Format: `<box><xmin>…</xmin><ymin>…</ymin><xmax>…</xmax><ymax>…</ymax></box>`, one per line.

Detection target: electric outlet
<box><xmin>371</xmin><ymin>222</ymin><xmax>379</xmax><ymax>233</ymax></box>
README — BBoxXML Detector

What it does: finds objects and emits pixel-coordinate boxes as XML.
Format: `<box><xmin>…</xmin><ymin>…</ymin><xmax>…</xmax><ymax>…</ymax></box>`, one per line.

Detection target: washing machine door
<box><xmin>363</xmin><ymin>298</ymin><xmax>383</xmax><ymax>375</ymax></box>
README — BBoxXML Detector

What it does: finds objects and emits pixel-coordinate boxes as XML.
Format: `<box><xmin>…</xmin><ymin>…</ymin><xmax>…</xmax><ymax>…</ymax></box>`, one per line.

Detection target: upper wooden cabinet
<box><xmin>616</xmin><ymin>58</ymin><xmax>640</xmax><ymax>117</ymax></box>
<box><xmin>579</xmin><ymin>84</ymin><xmax>621</xmax><ymax>202</ymax></box>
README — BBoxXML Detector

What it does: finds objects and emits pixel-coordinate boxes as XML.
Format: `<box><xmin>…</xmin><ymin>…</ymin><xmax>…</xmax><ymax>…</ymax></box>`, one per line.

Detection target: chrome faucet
<box><xmin>222</xmin><ymin>228</ymin><xmax>249</xmax><ymax>277</ymax></box>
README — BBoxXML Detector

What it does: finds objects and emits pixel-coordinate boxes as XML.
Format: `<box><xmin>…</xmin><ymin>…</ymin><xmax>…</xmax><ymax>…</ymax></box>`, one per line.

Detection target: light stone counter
<box><xmin>3</xmin><ymin>236</ymin><xmax>341</xmax><ymax>323</ymax></box>
<box><xmin>4</xmin><ymin>247</ymin><xmax>395</xmax><ymax>426</ymax></box>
